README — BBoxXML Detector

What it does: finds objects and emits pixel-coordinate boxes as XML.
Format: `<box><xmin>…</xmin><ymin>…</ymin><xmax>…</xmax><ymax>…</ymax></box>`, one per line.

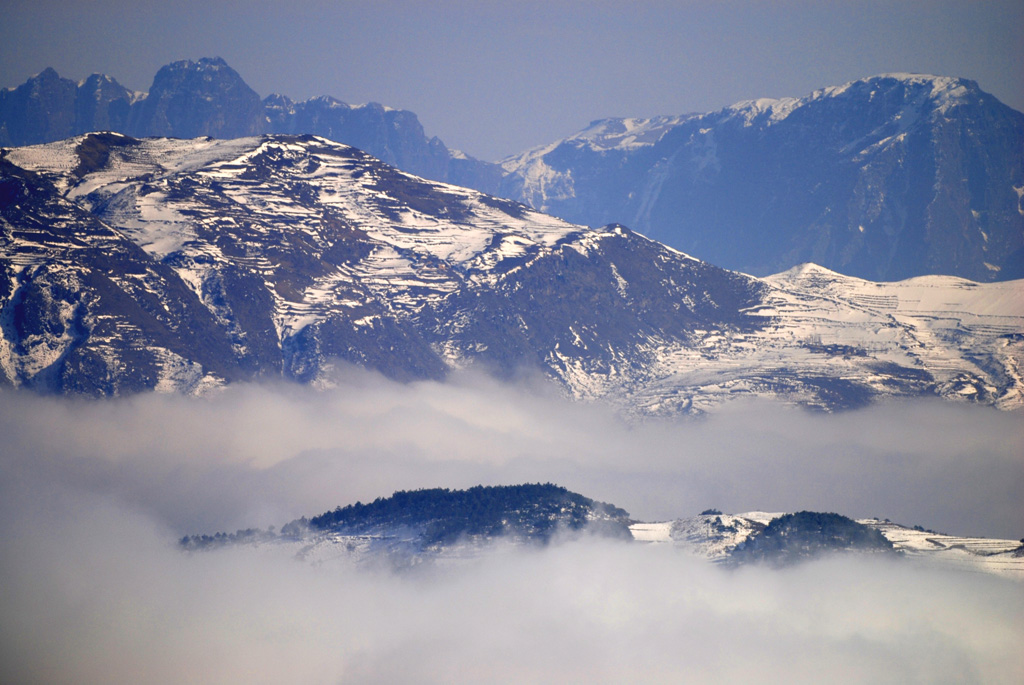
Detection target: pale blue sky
<box><xmin>2</xmin><ymin>0</ymin><xmax>1021</xmax><ymax>160</ymax></box>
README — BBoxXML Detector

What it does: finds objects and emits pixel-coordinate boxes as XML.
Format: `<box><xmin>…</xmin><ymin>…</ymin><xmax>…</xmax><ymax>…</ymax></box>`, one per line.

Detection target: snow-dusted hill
<box><xmin>631</xmin><ymin>512</ymin><xmax>1024</xmax><ymax>580</ymax></box>
<box><xmin>623</xmin><ymin>262</ymin><xmax>1024</xmax><ymax>414</ymax></box>
<box><xmin>2</xmin><ymin>132</ymin><xmax>1022</xmax><ymax>411</ymax></box>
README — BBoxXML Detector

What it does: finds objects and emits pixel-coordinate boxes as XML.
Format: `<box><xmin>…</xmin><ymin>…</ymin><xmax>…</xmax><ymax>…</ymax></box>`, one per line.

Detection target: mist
<box><xmin>1</xmin><ymin>372</ymin><xmax>1022</xmax><ymax>682</ymax></box>
<box><xmin>2</xmin><ymin>369</ymin><xmax>1020</xmax><ymax>538</ymax></box>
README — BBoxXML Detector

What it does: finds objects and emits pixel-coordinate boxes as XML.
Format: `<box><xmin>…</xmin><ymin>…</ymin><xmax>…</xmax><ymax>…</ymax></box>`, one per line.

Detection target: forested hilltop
<box><xmin>181</xmin><ymin>483</ymin><xmax>634</xmax><ymax>551</ymax></box>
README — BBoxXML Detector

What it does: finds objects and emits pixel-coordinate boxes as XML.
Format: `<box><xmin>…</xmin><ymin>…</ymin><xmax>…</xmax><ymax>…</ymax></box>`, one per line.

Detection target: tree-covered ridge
<box><xmin>729</xmin><ymin>511</ymin><xmax>895</xmax><ymax>566</ymax></box>
<box><xmin>180</xmin><ymin>483</ymin><xmax>633</xmax><ymax>551</ymax></box>
<box><xmin>304</xmin><ymin>483</ymin><xmax>632</xmax><ymax>544</ymax></box>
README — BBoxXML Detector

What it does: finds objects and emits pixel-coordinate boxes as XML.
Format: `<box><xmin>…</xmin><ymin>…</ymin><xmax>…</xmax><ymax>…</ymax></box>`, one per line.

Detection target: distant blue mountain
<box><xmin>0</xmin><ymin>57</ymin><xmax>502</xmax><ymax>194</ymax></box>
<box><xmin>497</xmin><ymin>74</ymin><xmax>1024</xmax><ymax>282</ymax></box>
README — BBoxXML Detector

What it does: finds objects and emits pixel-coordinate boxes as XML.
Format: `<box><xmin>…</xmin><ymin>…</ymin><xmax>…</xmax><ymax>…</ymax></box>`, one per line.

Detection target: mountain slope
<box><xmin>6</xmin><ymin>66</ymin><xmax>1020</xmax><ymax>282</ymax></box>
<box><xmin>2</xmin><ymin>133</ymin><xmax>1021</xmax><ymax>411</ymax></box>
<box><xmin>499</xmin><ymin>74</ymin><xmax>1024</xmax><ymax>282</ymax></box>
<box><xmin>0</xmin><ymin>149</ymin><xmax>245</xmax><ymax>394</ymax></box>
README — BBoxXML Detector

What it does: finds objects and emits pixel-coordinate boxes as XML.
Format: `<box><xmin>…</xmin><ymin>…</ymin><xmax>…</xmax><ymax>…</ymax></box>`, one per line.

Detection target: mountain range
<box><xmin>499</xmin><ymin>74</ymin><xmax>1024</xmax><ymax>283</ymax></box>
<box><xmin>2</xmin><ymin>132</ymin><xmax>1021</xmax><ymax>412</ymax></box>
<box><xmin>3</xmin><ymin>60</ymin><xmax>1021</xmax><ymax>283</ymax></box>
<box><xmin>0</xmin><ymin>57</ymin><xmax>501</xmax><ymax>194</ymax></box>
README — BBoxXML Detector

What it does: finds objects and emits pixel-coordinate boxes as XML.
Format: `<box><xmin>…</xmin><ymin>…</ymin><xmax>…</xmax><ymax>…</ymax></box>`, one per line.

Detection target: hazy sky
<box><xmin>2</xmin><ymin>0</ymin><xmax>1021</xmax><ymax>160</ymax></box>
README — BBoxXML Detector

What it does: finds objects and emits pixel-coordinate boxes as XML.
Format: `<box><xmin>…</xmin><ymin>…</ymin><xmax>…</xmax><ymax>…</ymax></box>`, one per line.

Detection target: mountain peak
<box><xmin>862</xmin><ymin>72</ymin><xmax>977</xmax><ymax>89</ymax></box>
<box><xmin>159</xmin><ymin>56</ymin><xmax>231</xmax><ymax>72</ymax></box>
<box><xmin>724</xmin><ymin>73</ymin><xmax>985</xmax><ymax>126</ymax></box>
<box><xmin>32</xmin><ymin>66</ymin><xmax>63</xmax><ymax>82</ymax></box>
<box><xmin>146</xmin><ymin>57</ymin><xmax>252</xmax><ymax>94</ymax></box>
<box><xmin>786</xmin><ymin>73</ymin><xmax>999</xmax><ymax>122</ymax></box>
<box><xmin>132</xmin><ymin>56</ymin><xmax>264</xmax><ymax>139</ymax></box>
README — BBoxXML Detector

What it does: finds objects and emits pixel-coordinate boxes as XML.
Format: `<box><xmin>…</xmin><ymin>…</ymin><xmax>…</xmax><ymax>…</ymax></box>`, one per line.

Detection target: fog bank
<box><xmin>1</xmin><ymin>480</ymin><xmax>1020</xmax><ymax>684</ymax></box>
<box><xmin>1</xmin><ymin>371</ymin><xmax>1020</xmax><ymax>538</ymax></box>
<box><xmin>1</xmin><ymin>374</ymin><xmax>1022</xmax><ymax>682</ymax></box>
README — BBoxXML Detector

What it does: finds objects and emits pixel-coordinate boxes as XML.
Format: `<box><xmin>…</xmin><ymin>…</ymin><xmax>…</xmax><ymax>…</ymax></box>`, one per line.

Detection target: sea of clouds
<box><xmin>1</xmin><ymin>369</ymin><xmax>1021</xmax><ymax>683</ymax></box>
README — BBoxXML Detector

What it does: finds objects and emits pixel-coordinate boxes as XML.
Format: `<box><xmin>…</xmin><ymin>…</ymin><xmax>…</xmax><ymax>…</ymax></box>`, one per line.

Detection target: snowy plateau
<box><xmin>1</xmin><ymin>132</ymin><xmax>1022</xmax><ymax>413</ymax></box>
<box><xmin>631</xmin><ymin>513</ymin><xmax>1023</xmax><ymax>580</ymax></box>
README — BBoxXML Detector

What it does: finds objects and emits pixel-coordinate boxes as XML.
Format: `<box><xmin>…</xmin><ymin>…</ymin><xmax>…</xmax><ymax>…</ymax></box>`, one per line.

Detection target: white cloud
<box><xmin>2</xmin><ymin>370</ymin><xmax>1019</xmax><ymax>537</ymax></box>
<box><xmin>1</xmin><ymin>374</ymin><xmax>1022</xmax><ymax>682</ymax></box>
<box><xmin>1</xmin><ymin>486</ymin><xmax>1020</xmax><ymax>684</ymax></box>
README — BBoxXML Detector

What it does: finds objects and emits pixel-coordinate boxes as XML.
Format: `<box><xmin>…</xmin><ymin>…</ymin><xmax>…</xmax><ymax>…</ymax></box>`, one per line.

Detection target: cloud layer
<box><xmin>1</xmin><ymin>373</ymin><xmax>1022</xmax><ymax>683</ymax></box>
<box><xmin>2</xmin><ymin>370</ymin><xmax>1020</xmax><ymax>537</ymax></box>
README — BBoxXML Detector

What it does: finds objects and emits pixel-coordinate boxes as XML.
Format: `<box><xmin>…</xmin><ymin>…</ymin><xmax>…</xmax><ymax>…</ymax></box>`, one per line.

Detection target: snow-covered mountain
<box><xmin>5</xmin><ymin>65</ymin><xmax>1021</xmax><ymax>282</ymax></box>
<box><xmin>498</xmin><ymin>74</ymin><xmax>1024</xmax><ymax>283</ymax></box>
<box><xmin>2</xmin><ymin>133</ymin><xmax>1022</xmax><ymax>412</ymax></box>
<box><xmin>0</xmin><ymin>58</ymin><xmax>501</xmax><ymax>193</ymax></box>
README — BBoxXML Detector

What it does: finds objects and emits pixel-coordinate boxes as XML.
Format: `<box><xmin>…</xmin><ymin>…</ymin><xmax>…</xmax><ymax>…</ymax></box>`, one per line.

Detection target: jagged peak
<box><xmin>303</xmin><ymin>94</ymin><xmax>349</xmax><ymax>108</ymax></box>
<box><xmin>263</xmin><ymin>92</ymin><xmax>294</xmax><ymax>106</ymax></box>
<box><xmin>78</xmin><ymin>72</ymin><xmax>113</xmax><ymax>86</ymax></box>
<box><xmin>159</xmin><ymin>56</ymin><xmax>232</xmax><ymax>72</ymax></box>
<box><xmin>34</xmin><ymin>66</ymin><xmax>63</xmax><ymax>80</ymax></box>
<box><xmin>4</xmin><ymin>67</ymin><xmax>71</xmax><ymax>92</ymax></box>
<box><xmin>722</xmin><ymin>73</ymin><xmax>988</xmax><ymax>126</ymax></box>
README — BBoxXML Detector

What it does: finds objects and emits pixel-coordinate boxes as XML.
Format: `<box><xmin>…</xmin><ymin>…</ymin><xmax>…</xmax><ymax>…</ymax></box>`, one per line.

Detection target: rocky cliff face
<box><xmin>3</xmin><ymin>133</ymin><xmax>1021</xmax><ymax>411</ymax></box>
<box><xmin>498</xmin><ymin>75</ymin><xmax>1024</xmax><ymax>283</ymax></box>
<box><xmin>74</xmin><ymin>73</ymin><xmax>136</xmax><ymax>135</ymax></box>
<box><xmin>127</xmin><ymin>57</ymin><xmax>265</xmax><ymax>139</ymax></box>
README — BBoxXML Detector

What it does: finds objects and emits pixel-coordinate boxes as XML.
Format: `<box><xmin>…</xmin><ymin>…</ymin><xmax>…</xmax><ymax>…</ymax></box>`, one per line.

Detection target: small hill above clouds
<box><xmin>181</xmin><ymin>483</ymin><xmax>634</xmax><ymax>564</ymax></box>
<box><xmin>727</xmin><ymin>511</ymin><xmax>896</xmax><ymax>566</ymax></box>
<box><xmin>178</xmin><ymin>485</ymin><xmax>1024</xmax><ymax>579</ymax></box>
